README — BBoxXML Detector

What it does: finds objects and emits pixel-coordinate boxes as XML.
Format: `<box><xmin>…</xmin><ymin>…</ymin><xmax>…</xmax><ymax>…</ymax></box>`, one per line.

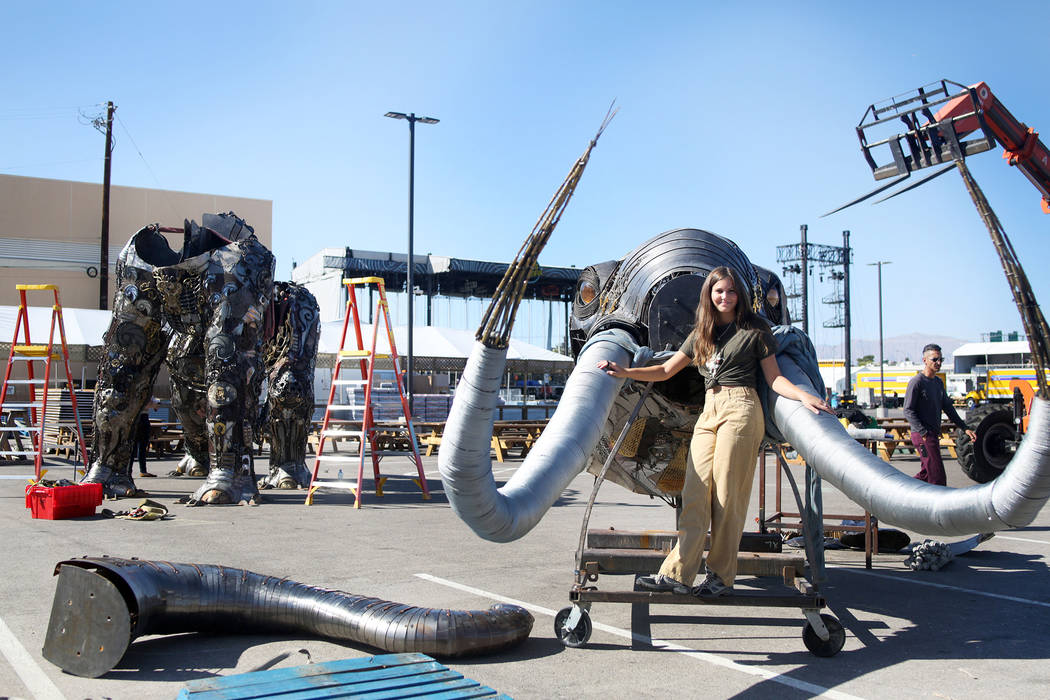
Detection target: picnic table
<box><xmin>0</xmin><ymin>411</ymin><xmax>31</xmax><ymax>463</ymax></box>
<box><xmin>306</xmin><ymin>419</ymin><xmax>550</xmax><ymax>462</ymax></box>
<box><xmin>148</xmin><ymin>422</ymin><xmax>185</xmax><ymax>456</ymax></box>
<box><xmin>419</xmin><ymin>420</ymin><xmax>549</xmax><ymax>462</ymax></box>
<box><xmin>307</xmin><ymin>420</ymin><xmax>363</xmax><ymax>453</ymax></box>
<box><xmin>875</xmin><ymin>418</ymin><xmax>960</xmax><ymax>461</ymax></box>
<box><xmin>308</xmin><ymin>420</ymin><xmax>445</xmax><ymax>455</ymax></box>
<box><xmin>490</xmin><ymin>421</ymin><xmax>547</xmax><ymax>462</ymax></box>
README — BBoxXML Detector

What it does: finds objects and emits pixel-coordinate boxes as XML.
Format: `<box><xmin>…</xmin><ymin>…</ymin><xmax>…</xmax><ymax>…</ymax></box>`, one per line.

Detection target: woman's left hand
<box><xmin>800</xmin><ymin>393</ymin><xmax>834</xmax><ymax>415</ymax></box>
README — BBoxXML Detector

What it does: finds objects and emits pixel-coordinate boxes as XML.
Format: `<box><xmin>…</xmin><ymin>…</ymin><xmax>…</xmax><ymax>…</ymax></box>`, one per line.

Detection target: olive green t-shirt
<box><xmin>679</xmin><ymin>322</ymin><xmax>777</xmax><ymax>390</ymax></box>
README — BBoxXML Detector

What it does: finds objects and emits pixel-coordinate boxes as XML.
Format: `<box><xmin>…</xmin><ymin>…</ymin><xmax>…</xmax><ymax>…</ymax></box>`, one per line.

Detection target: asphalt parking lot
<box><xmin>1</xmin><ymin>444</ymin><xmax>1048</xmax><ymax>700</ymax></box>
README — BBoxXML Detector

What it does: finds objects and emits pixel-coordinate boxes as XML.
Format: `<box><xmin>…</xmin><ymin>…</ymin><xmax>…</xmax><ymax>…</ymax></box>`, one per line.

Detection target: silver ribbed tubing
<box><xmin>438</xmin><ymin>328</ymin><xmax>1050</xmax><ymax>542</ymax></box>
<box><xmin>44</xmin><ymin>557</ymin><xmax>534</xmax><ymax>677</ymax></box>
<box><xmin>438</xmin><ymin>338</ymin><xmax>630</xmax><ymax>542</ymax></box>
<box><xmin>772</xmin><ymin>355</ymin><xmax>1050</xmax><ymax>535</ymax></box>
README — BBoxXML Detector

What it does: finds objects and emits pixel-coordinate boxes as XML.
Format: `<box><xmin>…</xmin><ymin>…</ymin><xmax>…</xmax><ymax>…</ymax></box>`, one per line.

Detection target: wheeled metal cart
<box><xmin>555</xmin><ymin>386</ymin><xmax>845</xmax><ymax>657</ymax></box>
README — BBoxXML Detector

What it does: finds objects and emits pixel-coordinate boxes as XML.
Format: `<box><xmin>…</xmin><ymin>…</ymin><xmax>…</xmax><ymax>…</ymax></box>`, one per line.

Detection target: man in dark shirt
<box><xmin>130</xmin><ymin>398</ymin><xmax>161</xmax><ymax>478</ymax></box>
<box><xmin>903</xmin><ymin>344</ymin><xmax>977</xmax><ymax>485</ymax></box>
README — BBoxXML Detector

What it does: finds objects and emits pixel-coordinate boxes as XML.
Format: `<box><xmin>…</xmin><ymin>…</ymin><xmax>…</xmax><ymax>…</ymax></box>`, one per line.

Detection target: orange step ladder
<box><xmin>305</xmin><ymin>277</ymin><xmax>430</xmax><ymax>508</ymax></box>
<box><xmin>0</xmin><ymin>284</ymin><xmax>89</xmax><ymax>479</ymax></box>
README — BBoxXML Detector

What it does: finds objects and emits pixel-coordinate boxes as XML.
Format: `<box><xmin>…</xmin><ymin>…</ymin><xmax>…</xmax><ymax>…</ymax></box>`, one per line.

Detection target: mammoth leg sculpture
<box><xmin>88</xmin><ymin>213</ymin><xmax>274</xmax><ymax>504</ymax></box>
<box><xmin>189</xmin><ymin>233</ymin><xmax>273</xmax><ymax>505</ymax></box>
<box><xmin>167</xmin><ymin>331</ymin><xmax>210</xmax><ymax>477</ymax></box>
<box><xmin>84</xmin><ymin>231</ymin><xmax>172</xmax><ymax>497</ymax></box>
<box><xmin>44</xmin><ymin>557</ymin><xmax>534</xmax><ymax>679</ymax></box>
<box><xmin>259</xmin><ymin>282</ymin><xmax>320</xmax><ymax>490</ymax></box>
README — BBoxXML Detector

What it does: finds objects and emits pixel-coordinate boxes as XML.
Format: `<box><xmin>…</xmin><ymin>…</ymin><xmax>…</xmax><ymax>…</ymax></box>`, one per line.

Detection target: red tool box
<box><xmin>25</xmin><ymin>483</ymin><xmax>103</xmax><ymax>520</ymax></box>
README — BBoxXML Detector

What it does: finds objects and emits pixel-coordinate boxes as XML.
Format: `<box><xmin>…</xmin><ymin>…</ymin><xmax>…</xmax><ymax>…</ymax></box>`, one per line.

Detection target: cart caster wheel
<box><xmin>554</xmin><ymin>606</ymin><xmax>592</xmax><ymax>648</ymax></box>
<box><xmin>803</xmin><ymin>614</ymin><xmax>845</xmax><ymax>657</ymax></box>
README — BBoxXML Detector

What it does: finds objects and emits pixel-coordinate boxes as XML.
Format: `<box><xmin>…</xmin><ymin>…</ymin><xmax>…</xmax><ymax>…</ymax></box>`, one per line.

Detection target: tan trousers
<box><xmin>659</xmin><ymin>386</ymin><xmax>764</xmax><ymax>586</ymax></box>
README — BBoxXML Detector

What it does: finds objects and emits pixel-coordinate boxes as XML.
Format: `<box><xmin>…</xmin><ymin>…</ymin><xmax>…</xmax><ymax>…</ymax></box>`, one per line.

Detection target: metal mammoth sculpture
<box><xmin>84</xmin><ymin>213</ymin><xmax>319</xmax><ymax>504</ymax></box>
<box><xmin>438</xmin><ymin>225</ymin><xmax>1050</xmax><ymax>542</ymax></box>
<box><xmin>171</xmin><ymin>279</ymin><xmax>320</xmax><ymax>493</ymax></box>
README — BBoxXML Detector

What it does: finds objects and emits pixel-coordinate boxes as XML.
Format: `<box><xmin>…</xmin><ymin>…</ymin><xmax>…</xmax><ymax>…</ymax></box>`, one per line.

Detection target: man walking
<box><xmin>903</xmin><ymin>344</ymin><xmax>977</xmax><ymax>485</ymax></box>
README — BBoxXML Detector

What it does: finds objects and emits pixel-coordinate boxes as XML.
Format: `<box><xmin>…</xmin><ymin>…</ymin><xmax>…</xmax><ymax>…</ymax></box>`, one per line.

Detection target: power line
<box><xmin>0</xmin><ymin>157</ymin><xmax>101</xmax><ymax>173</ymax></box>
<box><xmin>115</xmin><ymin>113</ymin><xmax>183</xmax><ymax>223</ymax></box>
<box><xmin>116</xmin><ymin>114</ymin><xmax>165</xmax><ymax>191</ymax></box>
<box><xmin>0</xmin><ymin>104</ymin><xmax>105</xmax><ymax>121</ymax></box>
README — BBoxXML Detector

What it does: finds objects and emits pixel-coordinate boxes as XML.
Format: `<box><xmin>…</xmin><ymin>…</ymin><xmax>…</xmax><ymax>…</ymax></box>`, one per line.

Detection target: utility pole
<box><xmin>800</xmin><ymin>224</ymin><xmax>809</xmax><ymax>335</ymax></box>
<box><xmin>99</xmin><ymin>101</ymin><xmax>115</xmax><ymax>311</ymax></box>
<box><xmin>869</xmin><ymin>261</ymin><xmax>892</xmax><ymax>416</ymax></box>
<box><xmin>776</xmin><ymin>226</ymin><xmax>847</xmax><ymax>338</ymax></box>
<box><xmin>843</xmin><ymin>230</ymin><xmax>852</xmax><ymax>396</ymax></box>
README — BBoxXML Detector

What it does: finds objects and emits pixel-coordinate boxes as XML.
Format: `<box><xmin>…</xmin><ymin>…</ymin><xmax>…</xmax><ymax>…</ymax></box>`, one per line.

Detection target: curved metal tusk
<box><xmin>773</xmin><ymin>356</ymin><xmax>1050</xmax><ymax>535</ymax></box>
<box><xmin>43</xmin><ymin>557</ymin><xmax>534</xmax><ymax>678</ymax></box>
<box><xmin>438</xmin><ymin>338</ymin><xmax>631</xmax><ymax>542</ymax></box>
<box><xmin>440</xmin><ymin>319</ymin><xmax>1050</xmax><ymax>541</ymax></box>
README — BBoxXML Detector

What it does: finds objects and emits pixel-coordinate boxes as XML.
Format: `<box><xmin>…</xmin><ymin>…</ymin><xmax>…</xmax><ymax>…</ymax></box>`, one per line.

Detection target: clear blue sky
<box><xmin>4</xmin><ymin>0</ymin><xmax>1050</xmax><ymax>352</ymax></box>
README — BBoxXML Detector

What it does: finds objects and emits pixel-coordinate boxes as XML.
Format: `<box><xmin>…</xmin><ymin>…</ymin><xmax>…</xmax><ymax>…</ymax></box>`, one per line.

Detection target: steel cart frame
<box><xmin>555</xmin><ymin>384</ymin><xmax>845</xmax><ymax>657</ymax></box>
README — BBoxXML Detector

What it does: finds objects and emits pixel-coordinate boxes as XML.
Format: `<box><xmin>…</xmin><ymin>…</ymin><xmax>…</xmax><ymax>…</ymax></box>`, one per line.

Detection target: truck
<box><xmin>853</xmin><ymin>367</ymin><xmax>938</xmax><ymax>407</ymax></box>
<box><xmin>958</xmin><ymin>366</ymin><xmax>1050</xmax><ymax>410</ymax></box>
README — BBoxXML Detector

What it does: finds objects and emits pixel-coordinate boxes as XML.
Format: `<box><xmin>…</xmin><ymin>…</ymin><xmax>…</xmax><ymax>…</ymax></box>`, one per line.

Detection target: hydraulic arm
<box><xmin>855</xmin><ymin>79</ymin><xmax>1050</xmax><ymax>213</ymax></box>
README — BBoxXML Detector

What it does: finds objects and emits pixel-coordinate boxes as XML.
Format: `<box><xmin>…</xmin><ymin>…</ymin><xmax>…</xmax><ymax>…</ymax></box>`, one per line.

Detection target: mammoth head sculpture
<box><xmin>439</xmin><ymin>227</ymin><xmax>808</xmax><ymax>542</ymax></box>
<box><xmin>568</xmin><ymin>228</ymin><xmax>789</xmax><ymax>409</ymax></box>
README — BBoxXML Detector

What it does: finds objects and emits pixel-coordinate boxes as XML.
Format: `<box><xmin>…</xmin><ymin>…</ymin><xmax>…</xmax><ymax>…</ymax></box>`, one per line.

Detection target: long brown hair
<box><xmin>691</xmin><ymin>266</ymin><xmax>766</xmax><ymax>364</ymax></box>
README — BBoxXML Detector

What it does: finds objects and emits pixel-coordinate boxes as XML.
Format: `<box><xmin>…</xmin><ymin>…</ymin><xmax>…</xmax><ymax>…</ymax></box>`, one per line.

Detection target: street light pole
<box><xmin>868</xmin><ymin>261</ymin><xmax>892</xmax><ymax>416</ymax></box>
<box><xmin>385</xmin><ymin>111</ymin><xmax>439</xmax><ymax>413</ymax></box>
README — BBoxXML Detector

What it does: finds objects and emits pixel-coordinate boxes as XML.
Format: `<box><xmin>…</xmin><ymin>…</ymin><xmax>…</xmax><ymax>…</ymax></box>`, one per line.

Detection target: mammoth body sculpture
<box><xmin>85</xmin><ymin>213</ymin><xmax>320</xmax><ymax>504</ymax></box>
<box><xmin>174</xmin><ymin>279</ymin><xmax>321</xmax><ymax>492</ymax></box>
<box><xmin>257</xmin><ymin>280</ymin><xmax>321</xmax><ymax>489</ymax></box>
<box><xmin>439</xmin><ymin>227</ymin><xmax>1050</xmax><ymax>541</ymax></box>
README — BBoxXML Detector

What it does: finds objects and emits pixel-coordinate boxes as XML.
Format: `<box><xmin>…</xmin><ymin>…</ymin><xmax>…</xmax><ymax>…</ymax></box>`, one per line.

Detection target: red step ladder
<box><xmin>305</xmin><ymin>277</ymin><xmax>430</xmax><ymax>508</ymax></box>
<box><xmin>0</xmin><ymin>284</ymin><xmax>89</xmax><ymax>479</ymax></box>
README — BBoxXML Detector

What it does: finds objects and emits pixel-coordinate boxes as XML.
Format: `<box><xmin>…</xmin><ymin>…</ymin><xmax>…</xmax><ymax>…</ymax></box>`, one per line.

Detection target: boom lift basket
<box><xmin>857</xmin><ymin>79</ymin><xmax>997</xmax><ymax>181</ymax></box>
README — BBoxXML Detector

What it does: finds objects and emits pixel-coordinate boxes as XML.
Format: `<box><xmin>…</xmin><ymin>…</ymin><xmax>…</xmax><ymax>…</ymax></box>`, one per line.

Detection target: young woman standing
<box><xmin>598</xmin><ymin>266</ymin><xmax>831</xmax><ymax>596</ymax></box>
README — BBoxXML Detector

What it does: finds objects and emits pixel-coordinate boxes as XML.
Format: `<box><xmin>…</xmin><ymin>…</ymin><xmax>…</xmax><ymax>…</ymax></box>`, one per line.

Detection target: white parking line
<box><xmin>996</xmin><ymin>535</ymin><xmax>1050</xmax><ymax>545</ymax></box>
<box><xmin>0</xmin><ymin>616</ymin><xmax>65</xmax><ymax>700</ymax></box>
<box><xmin>830</xmin><ymin>567</ymin><xmax>1050</xmax><ymax>609</ymax></box>
<box><xmin>415</xmin><ymin>573</ymin><xmax>865</xmax><ymax>700</ymax></box>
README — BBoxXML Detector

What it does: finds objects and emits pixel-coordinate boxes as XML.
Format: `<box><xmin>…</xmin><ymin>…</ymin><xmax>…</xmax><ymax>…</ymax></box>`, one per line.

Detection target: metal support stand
<box><xmin>556</xmin><ymin>396</ymin><xmax>845</xmax><ymax>657</ymax></box>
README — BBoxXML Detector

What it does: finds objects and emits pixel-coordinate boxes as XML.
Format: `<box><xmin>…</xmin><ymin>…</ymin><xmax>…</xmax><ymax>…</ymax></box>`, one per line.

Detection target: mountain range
<box><xmin>813</xmin><ymin>332</ymin><xmax>969</xmax><ymax>365</ymax></box>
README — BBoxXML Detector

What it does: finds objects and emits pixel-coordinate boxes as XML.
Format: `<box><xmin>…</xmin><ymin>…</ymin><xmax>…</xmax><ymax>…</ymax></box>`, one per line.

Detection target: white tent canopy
<box><xmin>318</xmin><ymin>321</ymin><xmax>572</xmax><ymax>366</ymax></box>
<box><xmin>0</xmin><ymin>305</ymin><xmax>112</xmax><ymax>346</ymax></box>
<box><xmin>0</xmin><ymin>306</ymin><xmax>573</xmax><ymax>369</ymax></box>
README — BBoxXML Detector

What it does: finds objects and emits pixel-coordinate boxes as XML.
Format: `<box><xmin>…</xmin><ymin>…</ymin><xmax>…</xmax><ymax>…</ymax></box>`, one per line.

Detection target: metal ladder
<box><xmin>305</xmin><ymin>277</ymin><xmax>430</xmax><ymax>507</ymax></box>
<box><xmin>0</xmin><ymin>284</ymin><xmax>89</xmax><ymax>479</ymax></box>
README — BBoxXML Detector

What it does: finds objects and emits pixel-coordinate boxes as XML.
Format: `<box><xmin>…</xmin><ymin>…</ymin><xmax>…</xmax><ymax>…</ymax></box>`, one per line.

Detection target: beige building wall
<box><xmin>0</xmin><ymin>174</ymin><xmax>272</xmax><ymax>308</ymax></box>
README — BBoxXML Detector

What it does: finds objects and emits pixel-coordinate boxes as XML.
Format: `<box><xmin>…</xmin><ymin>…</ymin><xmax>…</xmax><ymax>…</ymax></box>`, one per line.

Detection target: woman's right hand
<box><xmin>597</xmin><ymin>359</ymin><xmax>626</xmax><ymax>377</ymax></box>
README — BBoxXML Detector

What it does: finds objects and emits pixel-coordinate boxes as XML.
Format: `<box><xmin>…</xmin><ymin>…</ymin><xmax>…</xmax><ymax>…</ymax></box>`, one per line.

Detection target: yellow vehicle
<box><xmin>960</xmin><ymin>367</ymin><xmax>1050</xmax><ymax>409</ymax></box>
<box><xmin>854</xmin><ymin>368</ymin><xmax>941</xmax><ymax>406</ymax></box>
